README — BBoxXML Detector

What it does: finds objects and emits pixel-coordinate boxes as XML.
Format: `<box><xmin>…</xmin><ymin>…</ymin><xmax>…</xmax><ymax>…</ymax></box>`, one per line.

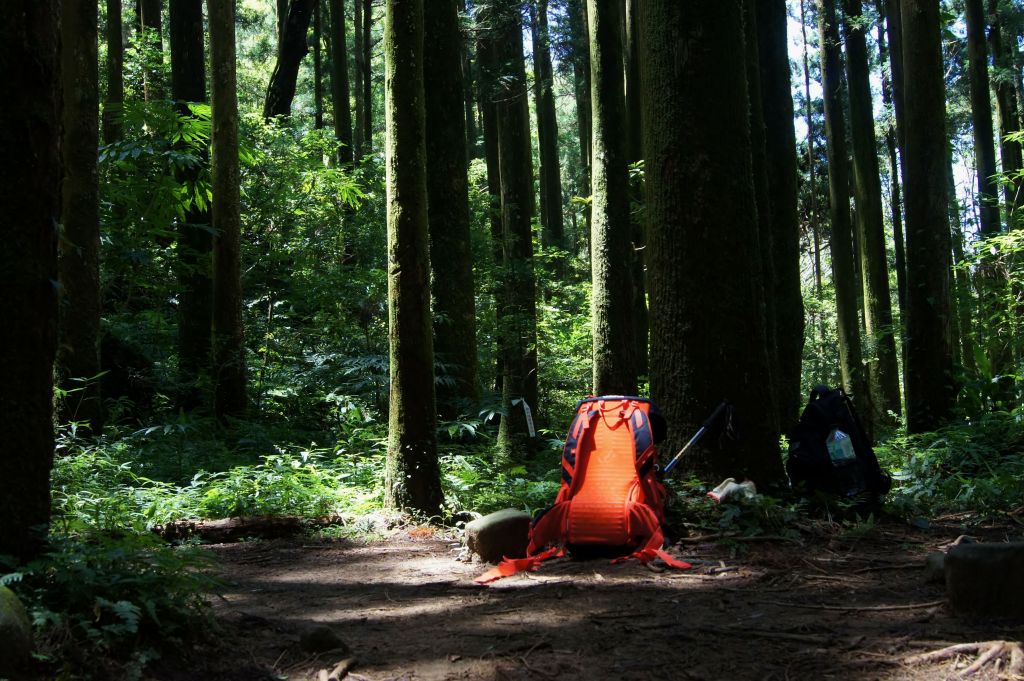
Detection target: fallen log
<box><xmin>153</xmin><ymin>514</ymin><xmax>346</xmax><ymax>543</ymax></box>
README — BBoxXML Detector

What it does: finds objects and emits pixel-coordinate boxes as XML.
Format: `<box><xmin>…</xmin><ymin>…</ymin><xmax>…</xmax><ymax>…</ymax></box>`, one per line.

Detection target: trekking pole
<box><xmin>661</xmin><ymin>400</ymin><xmax>730</xmax><ymax>475</ymax></box>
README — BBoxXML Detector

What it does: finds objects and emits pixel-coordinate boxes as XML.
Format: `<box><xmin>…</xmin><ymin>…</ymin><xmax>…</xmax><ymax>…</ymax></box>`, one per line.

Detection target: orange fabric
<box><xmin>567</xmin><ymin>406</ymin><xmax>635</xmax><ymax>546</ymax></box>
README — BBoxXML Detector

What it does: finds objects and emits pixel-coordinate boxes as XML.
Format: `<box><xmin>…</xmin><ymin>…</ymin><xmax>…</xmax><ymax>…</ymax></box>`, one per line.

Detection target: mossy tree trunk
<box><xmin>384</xmin><ymin>0</ymin><xmax>442</xmax><ymax>515</ymax></box>
<box><xmin>530</xmin><ymin>0</ymin><xmax>565</xmax><ymax>255</ymax></box>
<box><xmin>641</xmin><ymin>0</ymin><xmax>784</xmax><ymax>487</ymax></box>
<box><xmin>104</xmin><ymin>0</ymin><xmax>125</xmax><ymax>143</ymax></box>
<box><xmin>209</xmin><ymin>0</ymin><xmax>248</xmax><ymax>420</ymax></box>
<box><xmin>425</xmin><ymin>0</ymin><xmax>480</xmax><ymax>418</ymax></box>
<box><xmin>588</xmin><ymin>0</ymin><xmax>636</xmax><ymax>396</ymax></box>
<box><xmin>170</xmin><ymin>0</ymin><xmax>212</xmax><ymax>409</ymax></box>
<box><xmin>966</xmin><ymin>0</ymin><xmax>1002</xmax><ymax>238</ymax></box>
<box><xmin>743</xmin><ymin>0</ymin><xmax>778</xmax><ymax>426</ymax></box>
<box><xmin>901</xmin><ymin>0</ymin><xmax>956</xmax><ymax>432</ymax></box>
<box><xmin>58</xmin><ymin>0</ymin><xmax>103</xmax><ymax>432</ymax></box>
<box><xmin>329</xmin><ymin>0</ymin><xmax>354</xmax><ymax>163</ymax></box>
<box><xmin>624</xmin><ymin>0</ymin><xmax>648</xmax><ymax>378</ymax></box>
<box><xmin>817</xmin><ymin>0</ymin><xmax>869</xmax><ymax>415</ymax></box>
<box><xmin>263</xmin><ymin>0</ymin><xmax>318</xmax><ymax>120</ymax></box>
<box><xmin>353</xmin><ymin>0</ymin><xmax>365</xmax><ymax>159</ymax></box>
<box><xmin>362</xmin><ymin>0</ymin><xmax>373</xmax><ymax>153</ymax></box>
<box><xmin>843</xmin><ymin>0</ymin><xmax>902</xmax><ymax>422</ymax></box>
<box><xmin>0</xmin><ymin>1</ymin><xmax>61</xmax><ymax>562</ymax></box>
<box><xmin>988</xmin><ymin>0</ymin><xmax>1023</xmax><ymax>222</ymax></box>
<box><xmin>314</xmin><ymin>1</ymin><xmax>324</xmax><ymax>129</ymax></box>
<box><xmin>756</xmin><ymin>0</ymin><xmax>805</xmax><ymax>431</ymax></box>
<box><xmin>485</xmin><ymin>0</ymin><xmax>539</xmax><ymax>457</ymax></box>
<box><xmin>569</xmin><ymin>0</ymin><xmax>592</xmax><ymax>250</ymax></box>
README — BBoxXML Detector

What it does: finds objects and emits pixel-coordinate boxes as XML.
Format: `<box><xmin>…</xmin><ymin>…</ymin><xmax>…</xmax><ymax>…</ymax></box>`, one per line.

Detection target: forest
<box><xmin>1</xmin><ymin>0</ymin><xmax>1023</xmax><ymax>678</ymax></box>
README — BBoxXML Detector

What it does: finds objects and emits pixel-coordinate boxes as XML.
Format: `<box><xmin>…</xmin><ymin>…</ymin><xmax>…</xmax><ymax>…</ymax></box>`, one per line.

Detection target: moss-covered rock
<box><xmin>0</xmin><ymin>584</ymin><xmax>33</xmax><ymax>678</ymax></box>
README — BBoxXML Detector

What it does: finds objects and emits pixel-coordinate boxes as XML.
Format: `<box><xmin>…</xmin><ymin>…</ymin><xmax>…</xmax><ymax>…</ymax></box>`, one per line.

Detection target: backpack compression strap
<box><xmin>613</xmin><ymin>503</ymin><xmax>692</xmax><ymax>570</ymax></box>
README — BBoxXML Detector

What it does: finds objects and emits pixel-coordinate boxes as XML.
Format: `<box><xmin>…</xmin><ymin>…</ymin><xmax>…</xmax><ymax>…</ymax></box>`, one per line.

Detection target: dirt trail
<box><xmin>156</xmin><ymin>518</ymin><xmax>1023</xmax><ymax>681</ymax></box>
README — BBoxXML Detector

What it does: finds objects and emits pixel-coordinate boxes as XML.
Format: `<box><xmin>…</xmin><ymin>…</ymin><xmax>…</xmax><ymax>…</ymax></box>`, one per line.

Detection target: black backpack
<box><xmin>785</xmin><ymin>385</ymin><xmax>892</xmax><ymax>500</ymax></box>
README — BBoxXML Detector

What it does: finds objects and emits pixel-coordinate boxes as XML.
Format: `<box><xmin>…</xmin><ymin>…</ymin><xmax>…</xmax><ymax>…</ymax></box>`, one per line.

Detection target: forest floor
<box><xmin>149</xmin><ymin>515</ymin><xmax>1024</xmax><ymax>681</ymax></box>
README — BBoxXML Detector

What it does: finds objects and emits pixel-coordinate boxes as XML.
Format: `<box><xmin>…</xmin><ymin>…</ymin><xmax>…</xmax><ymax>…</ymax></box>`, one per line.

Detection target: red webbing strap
<box><xmin>473</xmin><ymin>546</ymin><xmax>562</xmax><ymax>584</ymax></box>
<box><xmin>613</xmin><ymin>504</ymin><xmax>692</xmax><ymax>570</ymax></box>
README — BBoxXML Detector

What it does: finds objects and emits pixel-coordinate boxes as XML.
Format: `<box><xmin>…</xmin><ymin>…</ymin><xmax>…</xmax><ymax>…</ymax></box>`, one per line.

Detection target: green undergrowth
<box><xmin>877</xmin><ymin>411</ymin><xmax>1024</xmax><ymax>518</ymax></box>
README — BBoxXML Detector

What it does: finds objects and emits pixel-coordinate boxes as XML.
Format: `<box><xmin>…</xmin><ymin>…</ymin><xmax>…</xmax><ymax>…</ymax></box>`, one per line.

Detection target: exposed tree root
<box><xmin>906</xmin><ymin>640</ymin><xmax>1024</xmax><ymax>678</ymax></box>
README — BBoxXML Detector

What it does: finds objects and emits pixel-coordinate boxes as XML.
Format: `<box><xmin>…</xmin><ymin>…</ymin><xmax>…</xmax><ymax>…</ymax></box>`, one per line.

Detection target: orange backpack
<box><xmin>475</xmin><ymin>396</ymin><xmax>691</xmax><ymax>583</ymax></box>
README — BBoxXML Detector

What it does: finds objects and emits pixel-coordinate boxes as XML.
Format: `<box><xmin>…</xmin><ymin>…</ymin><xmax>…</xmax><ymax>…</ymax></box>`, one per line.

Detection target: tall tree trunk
<box><xmin>362</xmin><ymin>0</ymin><xmax>373</xmax><ymax>153</ymax></box>
<box><xmin>425</xmin><ymin>0</ymin><xmax>480</xmax><ymax>418</ymax></box>
<box><xmin>460</xmin><ymin>0</ymin><xmax>479</xmax><ymax>159</ymax></box>
<box><xmin>58</xmin><ymin>0</ymin><xmax>103</xmax><ymax>432</ymax></box>
<box><xmin>170</xmin><ymin>0</ymin><xmax>212</xmax><ymax>408</ymax></box>
<box><xmin>138</xmin><ymin>0</ymin><xmax>164</xmax><ymax>101</ymax></box>
<box><xmin>946</xmin><ymin>147</ymin><xmax>973</xmax><ymax>371</ymax></box>
<box><xmin>209</xmin><ymin>0</ymin><xmax>248</xmax><ymax>420</ymax></box>
<box><xmin>758</xmin><ymin>0</ymin><xmax>804</xmax><ymax>431</ymax></box>
<box><xmin>743</xmin><ymin>0</ymin><xmax>778</xmax><ymax>424</ymax></box>
<box><xmin>641</xmin><ymin>0</ymin><xmax>784</xmax><ymax>487</ymax></box>
<box><xmin>570</xmin><ymin>0</ymin><xmax>592</xmax><ymax>250</ymax></box>
<box><xmin>0</xmin><ymin>0</ymin><xmax>61</xmax><ymax>562</ymax></box>
<box><xmin>588</xmin><ymin>0</ymin><xmax>636</xmax><ymax>396</ymax></box>
<box><xmin>487</xmin><ymin>0</ymin><xmax>539</xmax><ymax>456</ymax></box>
<box><xmin>263</xmin><ymin>0</ymin><xmax>318</xmax><ymax>120</ymax></box>
<box><xmin>476</xmin><ymin>18</ymin><xmax>506</xmax><ymax>394</ymax></box>
<box><xmin>901</xmin><ymin>0</ymin><xmax>955</xmax><ymax>432</ymax></box>
<box><xmin>278</xmin><ymin>0</ymin><xmax>289</xmax><ymax>51</ymax></box>
<box><xmin>353</xmin><ymin>0</ymin><xmax>365</xmax><ymax>158</ymax></box>
<box><xmin>531</xmin><ymin>0</ymin><xmax>565</xmax><ymax>253</ymax></box>
<box><xmin>967</xmin><ymin>0</ymin><xmax>1002</xmax><ymax>238</ymax></box>
<box><xmin>314</xmin><ymin>1</ymin><xmax>324</xmax><ymax>129</ymax></box>
<box><xmin>875</xmin><ymin>0</ymin><xmax>908</xmax><ymax>321</ymax></box>
<box><xmin>623</xmin><ymin>0</ymin><xmax>648</xmax><ymax>378</ymax></box>
<box><xmin>383</xmin><ymin>0</ymin><xmax>442</xmax><ymax>514</ymax></box>
<box><xmin>817</xmin><ymin>0</ymin><xmax>869</xmax><ymax>414</ymax></box>
<box><xmin>104</xmin><ymin>0</ymin><xmax>125</xmax><ymax>143</ymax></box>
<box><xmin>885</xmin><ymin>0</ymin><xmax>910</xmax><ymax>304</ymax></box>
<box><xmin>843</xmin><ymin>0</ymin><xmax>901</xmax><ymax>421</ymax></box>
<box><xmin>329</xmin><ymin>0</ymin><xmax>354</xmax><ymax>162</ymax></box>
<box><xmin>988</xmin><ymin>0</ymin><xmax>1023</xmax><ymax>222</ymax></box>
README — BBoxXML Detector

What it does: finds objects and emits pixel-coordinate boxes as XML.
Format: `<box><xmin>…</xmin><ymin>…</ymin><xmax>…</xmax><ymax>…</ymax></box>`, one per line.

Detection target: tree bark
<box><xmin>988</xmin><ymin>0</ymin><xmax>1023</xmax><ymax>221</ymax></box>
<box><xmin>487</xmin><ymin>0</ymin><xmax>539</xmax><ymax>456</ymax></box>
<box><xmin>0</xmin><ymin>0</ymin><xmax>61</xmax><ymax>562</ymax></box>
<box><xmin>104</xmin><ymin>0</ymin><xmax>125</xmax><ymax>143</ymax></box>
<box><xmin>353</xmin><ymin>0</ymin><xmax>365</xmax><ymax>158</ymax></box>
<box><xmin>901</xmin><ymin>0</ymin><xmax>956</xmax><ymax>432</ymax></box>
<box><xmin>278</xmin><ymin>0</ymin><xmax>290</xmax><ymax>51</ymax></box>
<box><xmin>138</xmin><ymin>0</ymin><xmax>164</xmax><ymax>101</ymax></box>
<box><xmin>570</xmin><ymin>0</ymin><xmax>592</xmax><ymax>249</ymax></box>
<box><xmin>170</xmin><ymin>0</ymin><xmax>212</xmax><ymax>409</ymax></box>
<box><xmin>531</xmin><ymin>0</ymin><xmax>565</xmax><ymax>253</ymax></box>
<box><xmin>314</xmin><ymin>1</ymin><xmax>325</xmax><ymax>129</ymax></box>
<box><xmin>425</xmin><ymin>0</ymin><xmax>480</xmax><ymax>418</ymax></box>
<box><xmin>624</xmin><ymin>0</ymin><xmax>648</xmax><ymax>378</ymax></box>
<box><xmin>263</xmin><ymin>0</ymin><xmax>318</xmax><ymax>120</ymax></box>
<box><xmin>757</xmin><ymin>0</ymin><xmax>805</xmax><ymax>431</ymax></box>
<box><xmin>476</xmin><ymin>14</ymin><xmax>506</xmax><ymax>394</ymax></box>
<box><xmin>843</xmin><ymin>0</ymin><xmax>901</xmax><ymax>421</ymax></box>
<box><xmin>460</xmin><ymin>0</ymin><xmax>479</xmax><ymax>160</ymax></box>
<box><xmin>329</xmin><ymin>0</ymin><xmax>354</xmax><ymax>163</ymax></box>
<box><xmin>967</xmin><ymin>0</ymin><xmax>1002</xmax><ymax>238</ymax></box>
<box><xmin>743</xmin><ymin>0</ymin><xmax>778</xmax><ymax>426</ymax></box>
<box><xmin>875</xmin><ymin>0</ymin><xmax>909</xmax><ymax>323</ymax></box>
<box><xmin>209</xmin><ymin>0</ymin><xmax>248</xmax><ymax>420</ymax></box>
<box><xmin>58</xmin><ymin>0</ymin><xmax>103</xmax><ymax>432</ymax></box>
<box><xmin>641</xmin><ymin>0</ymin><xmax>784</xmax><ymax>487</ymax></box>
<box><xmin>384</xmin><ymin>0</ymin><xmax>442</xmax><ymax>514</ymax></box>
<box><xmin>588</xmin><ymin>0</ymin><xmax>636</xmax><ymax>396</ymax></box>
<box><xmin>362</xmin><ymin>0</ymin><xmax>373</xmax><ymax>153</ymax></box>
<box><xmin>817</xmin><ymin>0</ymin><xmax>869</xmax><ymax>414</ymax></box>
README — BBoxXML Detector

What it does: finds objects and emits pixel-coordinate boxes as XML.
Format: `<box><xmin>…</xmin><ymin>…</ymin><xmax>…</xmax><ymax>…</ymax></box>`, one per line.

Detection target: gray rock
<box><xmin>945</xmin><ymin>541</ymin><xmax>1024</xmax><ymax>619</ymax></box>
<box><xmin>465</xmin><ymin>509</ymin><xmax>531</xmax><ymax>564</ymax></box>
<box><xmin>923</xmin><ymin>552</ymin><xmax>945</xmax><ymax>584</ymax></box>
<box><xmin>0</xmin><ymin>585</ymin><xmax>33</xmax><ymax>679</ymax></box>
<box><xmin>300</xmin><ymin>625</ymin><xmax>350</xmax><ymax>654</ymax></box>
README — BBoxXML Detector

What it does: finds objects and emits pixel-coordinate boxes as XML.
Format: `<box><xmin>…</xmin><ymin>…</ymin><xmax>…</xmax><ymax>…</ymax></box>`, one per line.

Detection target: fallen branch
<box><xmin>905</xmin><ymin>640</ymin><xmax>1024</xmax><ymax>678</ymax></box>
<box><xmin>328</xmin><ymin>656</ymin><xmax>357</xmax><ymax>681</ymax></box>
<box><xmin>154</xmin><ymin>514</ymin><xmax>347</xmax><ymax>542</ymax></box>
<box><xmin>757</xmin><ymin>599</ymin><xmax>945</xmax><ymax>612</ymax></box>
